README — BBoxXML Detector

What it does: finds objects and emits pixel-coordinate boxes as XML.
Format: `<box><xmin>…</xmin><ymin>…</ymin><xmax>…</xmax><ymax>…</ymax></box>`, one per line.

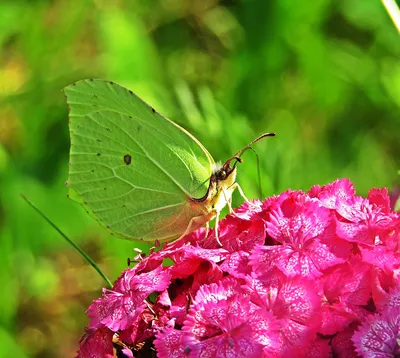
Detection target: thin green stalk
<box><xmin>21</xmin><ymin>194</ymin><xmax>113</xmax><ymax>288</ymax></box>
<box><xmin>239</xmin><ymin>147</ymin><xmax>263</xmax><ymax>198</ymax></box>
<box><xmin>247</xmin><ymin>147</ymin><xmax>263</xmax><ymax>198</ymax></box>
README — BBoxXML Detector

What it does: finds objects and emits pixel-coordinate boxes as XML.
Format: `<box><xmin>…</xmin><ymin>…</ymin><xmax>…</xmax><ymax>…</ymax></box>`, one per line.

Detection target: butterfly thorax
<box><xmin>189</xmin><ymin>165</ymin><xmax>237</xmax><ymax>217</ymax></box>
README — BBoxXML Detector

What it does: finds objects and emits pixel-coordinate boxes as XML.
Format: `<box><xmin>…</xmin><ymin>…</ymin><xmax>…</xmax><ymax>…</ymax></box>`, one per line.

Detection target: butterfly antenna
<box><xmin>223</xmin><ymin>132</ymin><xmax>276</xmax><ymax>170</ymax></box>
<box><xmin>233</xmin><ymin>132</ymin><xmax>276</xmax><ymax>158</ymax></box>
<box><xmin>20</xmin><ymin>194</ymin><xmax>113</xmax><ymax>288</ymax></box>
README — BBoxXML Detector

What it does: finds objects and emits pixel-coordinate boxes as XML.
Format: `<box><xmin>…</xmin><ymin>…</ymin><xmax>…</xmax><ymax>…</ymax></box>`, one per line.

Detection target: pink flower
<box><xmin>200</xmin><ymin>211</ymin><xmax>266</xmax><ymax>251</ymax></box>
<box><xmin>331</xmin><ymin>325</ymin><xmax>358</xmax><ymax>357</ymax></box>
<box><xmin>318</xmin><ymin>262</ymin><xmax>371</xmax><ymax>335</ymax></box>
<box><xmin>309</xmin><ymin>178</ymin><xmax>356</xmax><ymax>210</ymax></box>
<box><xmin>132</xmin><ymin>290</ymin><xmax>175</xmax><ymax>344</ymax></box>
<box><xmin>370</xmin><ymin>266</ymin><xmax>399</xmax><ymax>310</ymax></box>
<box><xmin>154</xmin><ymin>328</ymin><xmax>187</xmax><ymax>358</ymax></box>
<box><xmin>368</xmin><ymin>188</ymin><xmax>392</xmax><ymax>214</ymax></box>
<box><xmin>336</xmin><ymin>194</ymin><xmax>396</xmax><ymax>245</ymax></box>
<box><xmin>76</xmin><ymin>328</ymin><xmax>114</xmax><ymax>358</ymax></box>
<box><xmin>76</xmin><ymin>179</ymin><xmax>400</xmax><ymax>358</ymax></box>
<box><xmin>167</xmin><ymin>245</ymin><xmax>227</xmax><ymax>280</ymax></box>
<box><xmin>182</xmin><ymin>279</ymin><xmax>279</xmax><ymax>357</ymax></box>
<box><xmin>382</xmin><ymin>284</ymin><xmax>400</xmax><ymax>310</ymax></box>
<box><xmin>88</xmin><ymin>266</ymin><xmax>171</xmax><ymax>331</ymax></box>
<box><xmin>220</xmin><ymin>250</ymin><xmax>252</xmax><ymax>278</ymax></box>
<box><xmin>233</xmin><ymin>199</ymin><xmax>264</xmax><ymax>219</ymax></box>
<box><xmin>353</xmin><ymin>307</ymin><xmax>400</xmax><ymax>357</ymax></box>
<box><xmin>305</xmin><ymin>338</ymin><xmax>332</xmax><ymax>358</ymax></box>
<box><xmin>169</xmin><ymin>261</ymin><xmax>224</xmax><ymax>326</ymax></box>
<box><xmin>245</xmin><ymin>270</ymin><xmax>322</xmax><ymax>357</ymax></box>
<box><xmin>253</xmin><ymin>197</ymin><xmax>341</xmax><ymax>277</ymax></box>
<box><xmin>359</xmin><ymin>244</ymin><xmax>400</xmax><ymax>271</ymax></box>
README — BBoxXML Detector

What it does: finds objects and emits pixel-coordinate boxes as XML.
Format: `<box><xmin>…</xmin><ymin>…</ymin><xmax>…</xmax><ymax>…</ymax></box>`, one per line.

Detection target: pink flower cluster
<box><xmin>76</xmin><ymin>179</ymin><xmax>400</xmax><ymax>358</ymax></box>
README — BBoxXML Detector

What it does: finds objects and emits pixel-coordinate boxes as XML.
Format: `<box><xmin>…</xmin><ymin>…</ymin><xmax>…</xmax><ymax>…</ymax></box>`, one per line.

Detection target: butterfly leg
<box><xmin>182</xmin><ymin>214</ymin><xmax>222</xmax><ymax>247</ymax></box>
<box><xmin>222</xmin><ymin>187</ymin><xmax>240</xmax><ymax>218</ymax></box>
<box><xmin>225</xmin><ymin>182</ymin><xmax>257</xmax><ymax>213</ymax></box>
<box><xmin>163</xmin><ymin>215</ymin><xmax>208</xmax><ymax>248</ymax></box>
<box><xmin>182</xmin><ymin>212</ymin><xmax>222</xmax><ymax>247</ymax></box>
<box><xmin>232</xmin><ymin>183</ymin><xmax>250</xmax><ymax>202</ymax></box>
<box><xmin>222</xmin><ymin>187</ymin><xmax>234</xmax><ymax>214</ymax></box>
<box><xmin>174</xmin><ymin>215</ymin><xmax>211</xmax><ymax>242</ymax></box>
<box><xmin>167</xmin><ymin>210</ymin><xmax>223</xmax><ymax>248</ymax></box>
<box><xmin>230</xmin><ymin>182</ymin><xmax>258</xmax><ymax>208</ymax></box>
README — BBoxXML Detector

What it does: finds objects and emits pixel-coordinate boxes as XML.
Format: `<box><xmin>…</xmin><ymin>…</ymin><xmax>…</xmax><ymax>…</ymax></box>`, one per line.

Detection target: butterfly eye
<box><xmin>218</xmin><ymin>170</ymin><xmax>227</xmax><ymax>180</ymax></box>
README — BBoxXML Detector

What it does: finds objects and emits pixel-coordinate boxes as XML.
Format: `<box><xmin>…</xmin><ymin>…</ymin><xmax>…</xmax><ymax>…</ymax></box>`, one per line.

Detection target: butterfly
<box><xmin>64</xmin><ymin>79</ymin><xmax>274</xmax><ymax>245</ymax></box>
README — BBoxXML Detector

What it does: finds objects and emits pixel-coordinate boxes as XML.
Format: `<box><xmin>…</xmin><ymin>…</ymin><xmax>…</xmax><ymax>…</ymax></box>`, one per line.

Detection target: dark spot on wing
<box><xmin>106</xmin><ymin>128</ymin><xmax>110</xmax><ymax>131</ymax></box>
<box><xmin>104</xmin><ymin>187</ymin><xmax>106</xmax><ymax>190</ymax></box>
<box><xmin>151</xmin><ymin>108</ymin><xmax>155</xmax><ymax>113</ymax></box>
<box><xmin>129</xmin><ymin>116</ymin><xmax>132</xmax><ymax>119</ymax></box>
<box><xmin>97</xmin><ymin>153</ymin><xmax>101</xmax><ymax>156</ymax></box>
<box><xmin>91</xmin><ymin>169</ymin><xmax>94</xmax><ymax>172</ymax></box>
<box><xmin>129</xmin><ymin>90</ymin><xmax>133</xmax><ymax>95</ymax></box>
<box><xmin>89</xmin><ymin>78</ymin><xmax>94</xmax><ymax>81</ymax></box>
<box><xmin>96</xmin><ymin>139</ymin><xmax>102</xmax><ymax>142</ymax></box>
<box><xmin>93</xmin><ymin>94</ymin><xmax>98</xmax><ymax>98</ymax></box>
<box><xmin>124</xmin><ymin>154</ymin><xmax>132</xmax><ymax>165</ymax></box>
<box><xmin>110</xmin><ymin>81</ymin><xmax>114</xmax><ymax>85</ymax></box>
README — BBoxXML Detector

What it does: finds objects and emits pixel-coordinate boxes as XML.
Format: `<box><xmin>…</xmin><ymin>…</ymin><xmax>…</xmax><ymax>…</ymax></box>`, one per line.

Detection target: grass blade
<box><xmin>20</xmin><ymin>194</ymin><xmax>113</xmax><ymax>288</ymax></box>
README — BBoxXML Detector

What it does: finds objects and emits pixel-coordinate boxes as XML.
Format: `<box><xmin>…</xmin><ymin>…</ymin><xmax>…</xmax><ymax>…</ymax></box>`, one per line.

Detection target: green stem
<box><xmin>247</xmin><ymin>147</ymin><xmax>263</xmax><ymax>198</ymax></box>
<box><xmin>21</xmin><ymin>194</ymin><xmax>113</xmax><ymax>288</ymax></box>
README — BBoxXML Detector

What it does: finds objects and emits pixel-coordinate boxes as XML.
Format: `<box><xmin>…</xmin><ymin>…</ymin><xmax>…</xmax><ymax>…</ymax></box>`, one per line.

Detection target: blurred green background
<box><xmin>0</xmin><ymin>0</ymin><xmax>399</xmax><ymax>356</ymax></box>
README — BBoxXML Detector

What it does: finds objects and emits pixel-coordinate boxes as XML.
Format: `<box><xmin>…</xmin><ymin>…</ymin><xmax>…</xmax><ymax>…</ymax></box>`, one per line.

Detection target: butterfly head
<box><xmin>214</xmin><ymin>156</ymin><xmax>241</xmax><ymax>181</ymax></box>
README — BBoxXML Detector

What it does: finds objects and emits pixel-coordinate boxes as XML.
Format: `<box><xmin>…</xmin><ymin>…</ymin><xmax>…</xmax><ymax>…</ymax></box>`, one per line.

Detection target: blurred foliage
<box><xmin>0</xmin><ymin>0</ymin><xmax>399</xmax><ymax>356</ymax></box>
